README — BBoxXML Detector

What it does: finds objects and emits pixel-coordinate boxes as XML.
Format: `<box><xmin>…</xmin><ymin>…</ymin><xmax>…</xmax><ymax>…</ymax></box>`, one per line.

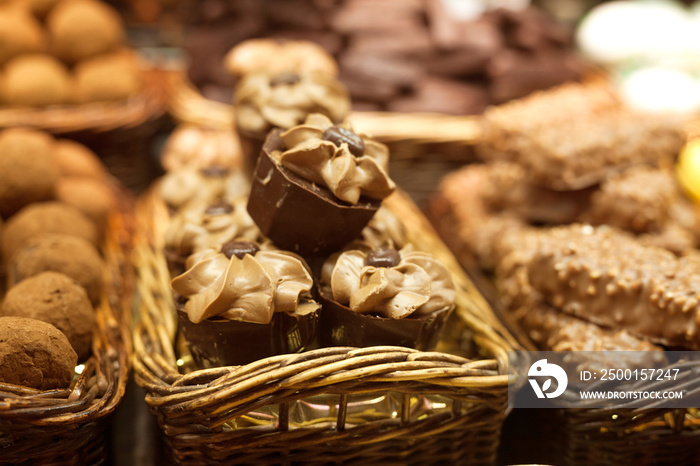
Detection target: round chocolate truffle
<box><xmin>2</xmin><ymin>271</ymin><xmax>95</xmax><ymax>360</ymax></box>
<box><xmin>55</xmin><ymin>177</ymin><xmax>115</xmax><ymax>230</ymax></box>
<box><xmin>3</xmin><ymin>53</ymin><xmax>73</xmax><ymax>107</ymax></box>
<box><xmin>8</xmin><ymin>234</ymin><xmax>104</xmax><ymax>305</ymax></box>
<box><xmin>0</xmin><ymin>316</ymin><xmax>77</xmax><ymax>390</ymax></box>
<box><xmin>73</xmin><ymin>50</ymin><xmax>142</xmax><ymax>103</ymax></box>
<box><xmin>0</xmin><ymin>128</ymin><xmax>59</xmax><ymax>217</ymax></box>
<box><xmin>1</xmin><ymin>201</ymin><xmax>99</xmax><ymax>260</ymax></box>
<box><xmin>47</xmin><ymin>0</ymin><xmax>123</xmax><ymax>64</ymax></box>
<box><xmin>0</xmin><ymin>4</ymin><xmax>46</xmax><ymax>65</ymax></box>
<box><xmin>52</xmin><ymin>139</ymin><xmax>106</xmax><ymax>179</ymax></box>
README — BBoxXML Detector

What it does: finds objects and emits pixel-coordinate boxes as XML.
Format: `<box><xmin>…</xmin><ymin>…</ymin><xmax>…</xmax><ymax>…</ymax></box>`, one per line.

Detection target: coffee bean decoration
<box><xmin>322</xmin><ymin>126</ymin><xmax>365</xmax><ymax>157</ymax></box>
<box><xmin>270</xmin><ymin>72</ymin><xmax>301</xmax><ymax>87</ymax></box>
<box><xmin>364</xmin><ymin>247</ymin><xmax>401</xmax><ymax>268</ymax></box>
<box><xmin>205</xmin><ymin>201</ymin><xmax>234</xmax><ymax>216</ymax></box>
<box><xmin>200</xmin><ymin>166</ymin><xmax>229</xmax><ymax>178</ymax></box>
<box><xmin>222</xmin><ymin>240</ymin><xmax>260</xmax><ymax>260</ymax></box>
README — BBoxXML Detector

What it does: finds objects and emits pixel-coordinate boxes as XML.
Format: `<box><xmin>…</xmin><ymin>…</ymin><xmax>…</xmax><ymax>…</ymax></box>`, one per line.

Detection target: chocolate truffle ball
<box><xmin>0</xmin><ymin>4</ymin><xmax>46</xmax><ymax>65</ymax></box>
<box><xmin>0</xmin><ymin>316</ymin><xmax>77</xmax><ymax>390</ymax></box>
<box><xmin>2</xmin><ymin>271</ymin><xmax>95</xmax><ymax>360</ymax></box>
<box><xmin>55</xmin><ymin>177</ymin><xmax>115</xmax><ymax>230</ymax></box>
<box><xmin>1</xmin><ymin>201</ymin><xmax>98</xmax><ymax>260</ymax></box>
<box><xmin>74</xmin><ymin>51</ymin><xmax>141</xmax><ymax>103</ymax></box>
<box><xmin>52</xmin><ymin>139</ymin><xmax>106</xmax><ymax>179</ymax></box>
<box><xmin>0</xmin><ymin>128</ymin><xmax>59</xmax><ymax>217</ymax></box>
<box><xmin>47</xmin><ymin>0</ymin><xmax>123</xmax><ymax>64</ymax></box>
<box><xmin>3</xmin><ymin>53</ymin><xmax>73</xmax><ymax>107</ymax></box>
<box><xmin>8</xmin><ymin>234</ymin><xmax>103</xmax><ymax>305</ymax></box>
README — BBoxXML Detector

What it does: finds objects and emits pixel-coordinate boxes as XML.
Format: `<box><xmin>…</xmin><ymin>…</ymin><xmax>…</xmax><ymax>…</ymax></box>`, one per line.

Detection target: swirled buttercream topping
<box><xmin>172</xmin><ymin>241</ymin><xmax>318</xmax><ymax>324</ymax></box>
<box><xmin>164</xmin><ymin>196</ymin><xmax>260</xmax><ymax>257</ymax></box>
<box><xmin>323</xmin><ymin>245</ymin><xmax>455</xmax><ymax>318</ymax></box>
<box><xmin>234</xmin><ymin>72</ymin><xmax>350</xmax><ymax>134</ymax></box>
<box><xmin>275</xmin><ymin>113</ymin><xmax>395</xmax><ymax>204</ymax></box>
<box><xmin>160</xmin><ymin>166</ymin><xmax>231</xmax><ymax>211</ymax></box>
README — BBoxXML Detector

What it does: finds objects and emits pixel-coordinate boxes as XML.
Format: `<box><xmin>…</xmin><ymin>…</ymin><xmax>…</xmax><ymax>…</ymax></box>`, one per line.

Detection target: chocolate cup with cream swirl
<box><xmin>318</xmin><ymin>245</ymin><xmax>456</xmax><ymax>350</ymax></box>
<box><xmin>172</xmin><ymin>240</ymin><xmax>320</xmax><ymax>367</ymax></box>
<box><xmin>247</xmin><ymin>124</ymin><xmax>394</xmax><ymax>257</ymax></box>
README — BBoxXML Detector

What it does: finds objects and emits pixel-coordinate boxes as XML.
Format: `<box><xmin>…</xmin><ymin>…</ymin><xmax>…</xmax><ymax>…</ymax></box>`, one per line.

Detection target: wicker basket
<box><xmin>0</xmin><ymin>68</ymin><xmax>168</xmax><ymax>193</ymax></box>
<box><xmin>165</xmin><ymin>69</ymin><xmax>482</xmax><ymax>207</ymax></box>
<box><xmin>132</xmin><ymin>182</ymin><xmax>520</xmax><ymax>465</ymax></box>
<box><xmin>0</xmin><ymin>181</ymin><xmax>135</xmax><ymax>465</ymax></box>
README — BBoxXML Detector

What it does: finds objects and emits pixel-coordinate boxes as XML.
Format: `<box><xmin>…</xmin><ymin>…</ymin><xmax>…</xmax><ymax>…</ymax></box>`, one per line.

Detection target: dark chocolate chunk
<box><xmin>221</xmin><ymin>240</ymin><xmax>259</xmax><ymax>259</ymax></box>
<box><xmin>365</xmin><ymin>247</ymin><xmax>400</xmax><ymax>268</ymax></box>
<box><xmin>270</xmin><ymin>72</ymin><xmax>301</xmax><ymax>87</ymax></box>
<box><xmin>318</xmin><ymin>287</ymin><xmax>450</xmax><ymax>350</ymax></box>
<box><xmin>177</xmin><ymin>307</ymin><xmax>319</xmax><ymax>367</ymax></box>
<box><xmin>200</xmin><ymin>166</ymin><xmax>229</xmax><ymax>178</ymax></box>
<box><xmin>322</xmin><ymin>126</ymin><xmax>365</xmax><ymax>157</ymax></box>
<box><xmin>205</xmin><ymin>201</ymin><xmax>234</xmax><ymax>216</ymax></box>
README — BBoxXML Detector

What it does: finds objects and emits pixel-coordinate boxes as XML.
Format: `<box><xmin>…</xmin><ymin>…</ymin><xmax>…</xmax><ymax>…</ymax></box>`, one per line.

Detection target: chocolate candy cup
<box><xmin>178</xmin><ymin>308</ymin><xmax>319</xmax><ymax>368</ymax></box>
<box><xmin>236</xmin><ymin>125</ymin><xmax>266</xmax><ymax>176</ymax></box>
<box><xmin>247</xmin><ymin>129</ymin><xmax>381</xmax><ymax>257</ymax></box>
<box><xmin>318</xmin><ymin>288</ymin><xmax>451</xmax><ymax>351</ymax></box>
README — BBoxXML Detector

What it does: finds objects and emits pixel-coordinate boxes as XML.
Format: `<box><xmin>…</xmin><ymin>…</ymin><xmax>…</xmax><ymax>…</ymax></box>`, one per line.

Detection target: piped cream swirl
<box><xmin>234</xmin><ymin>72</ymin><xmax>350</xmax><ymax>134</ymax></box>
<box><xmin>275</xmin><ymin>113</ymin><xmax>395</xmax><ymax>204</ymax></box>
<box><xmin>322</xmin><ymin>245</ymin><xmax>456</xmax><ymax>318</ymax></box>
<box><xmin>172</xmin><ymin>244</ymin><xmax>318</xmax><ymax>324</ymax></box>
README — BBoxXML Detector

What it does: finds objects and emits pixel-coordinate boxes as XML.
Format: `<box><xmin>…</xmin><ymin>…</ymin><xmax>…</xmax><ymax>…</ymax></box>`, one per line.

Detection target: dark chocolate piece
<box><xmin>318</xmin><ymin>288</ymin><xmax>449</xmax><ymax>351</ymax></box>
<box><xmin>270</xmin><ymin>72</ymin><xmax>301</xmax><ymax>87</ymax></box>
<box><xmin>177</xmin><ymin>309</ymin><xmax>319</xmax><ymax>367</ymax></box>
<box><xmin>322</xmin><ymin>126</ymin><xmax>364</xmax><ymax>157</ymax></box>
<box><xmin>205</xmin><ymin>201</ymin><xmax>234</xmax><ymax>216</ymax></box>
<box><xmin>237</xmin><ymin>127</ymin><xmax>267</xmax><ymax>176</ymax></box>
<box><xmin>221</xmin><ymin>240</ymin><xmax>259</xmax><ymax>260</ymax></box>
<box><xmin>365</xmin><ymin>247</ymin><xmax>400</xmax><ymax>268</ymax></box>
<box><xmin>247</xmin><ymin>130</ymin><xmax>381</xmax><ymax>257</ymax></box>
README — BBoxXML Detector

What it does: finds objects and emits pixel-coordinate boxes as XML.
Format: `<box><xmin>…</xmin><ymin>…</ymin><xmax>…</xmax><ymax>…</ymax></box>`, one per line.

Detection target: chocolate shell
<box><xmin>318</xmin><ymin>288</ymin><xmax>450</xmax><ymax>351</ymax></box>
<box><xmin>247</xmin><ymin>129</ymin><xmax>380</xmax><ymax>257</ymax></box>
<box><xmin>177</xmin><ymin>308</ymin><xmax>319</xmax><ymax>368</ymax></box>
<box><xmin>236</xmin><ymin>126</ymin><xmax>266</xmax><ymax>176</ymax></box>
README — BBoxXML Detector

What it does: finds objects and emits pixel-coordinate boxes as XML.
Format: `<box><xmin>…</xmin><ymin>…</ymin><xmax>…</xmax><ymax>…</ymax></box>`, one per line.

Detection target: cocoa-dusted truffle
<box><xmin>2</xmin><ymin>271</ymin><xmax>95</xmax><ymax>360</ymax></box>
<box><xmin>47</xmin><ymin>0</ymin><xmax>123</xmax><ymax>64</ymax></box>
<box><xmin>8</xmin><ymin>234</ymin><xmax>103</xmax><ymax>305</ymax></box>
<box><xmin>55</xmin><ymin>177</ymin><xmax>115</xmax><ymax>230</ymax></box>
<box><xmin>0</xmin><ymin>316</ymin><xmax>77</xmax><ymax>390</ymax></box>
<box><xmin>0</xmin><ymin>4</ymin><xmax>46</xmax><ymax>65</ymax></box>
<box><xmin>3</xmin><ymin>53</ymin><xmax>72</xmax><ymax>107</ymax></box>
<box><xmin>73</xmin><ymin>50</ymin><xmax>142</xmax><ymax>103</ymax></box>
<box><xmin>1</xmin><ymin>201</ymin><xmax>98</xmax><ymax>259</ymax></box>
<box><xmin>52</xmin><ymin>138</ymin><xmax>106</xmax><ymax>179</ymax></box>
<box><xmin>0</xmin><ymin>128</ymin><xmax>58</xmax><ymax>217</ymax></box>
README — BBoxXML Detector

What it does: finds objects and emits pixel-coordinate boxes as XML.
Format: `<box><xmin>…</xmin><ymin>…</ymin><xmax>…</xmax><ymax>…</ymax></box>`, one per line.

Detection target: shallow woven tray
<box><xmin>0</xmin><ymin>182</ymin><xmax>135</xmax><ymax>465</ymax></box>
<box><xmin>165</xmin><ymin>69</ymin><xmax>482</xmax><ymax>207</ymax></box>
<box><xmin>132</xmin><ymin>182</ymin><xmax>520</xmax><ymax>465</ymax></box>
<box><xmin>0</xmin><ymin>68</ymin><xmax>168</xmax><ymax>193</ymax></box>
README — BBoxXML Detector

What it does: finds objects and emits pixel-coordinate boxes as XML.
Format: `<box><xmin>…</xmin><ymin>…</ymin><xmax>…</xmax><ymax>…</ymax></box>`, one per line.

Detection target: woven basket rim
<box><xmin>132</xmin><ymin>183</ymin><xmax>519</xmax><ymax>400</ymax></box>
<box><xmin>0</xmin><ymin>67</ymin><xmax>167</xmax><ymax>135</ymax></box>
